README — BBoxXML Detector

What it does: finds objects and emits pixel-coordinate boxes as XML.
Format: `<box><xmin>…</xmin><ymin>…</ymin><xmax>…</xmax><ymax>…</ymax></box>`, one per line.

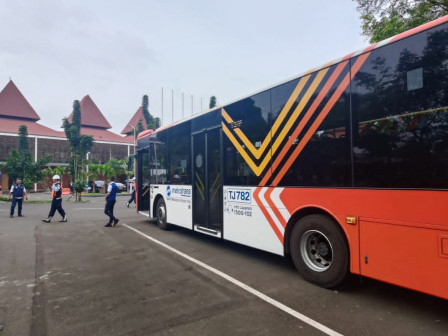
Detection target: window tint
<box><xmin>223</xmin><ymin>90</ymin><xmax>271</xmax><ymax>186</ymax></box>
<box><xmin>168</xmin><ymin>121</ymin><xmax>191</xmax><ymax>184</ymax></box>
<box><xmin>149</xmin><ymin>132</ymin><xmax>168</xmax><ymax>184</ymax></box>
<box><xmin>277</xmin><ymin>63</ymin><xmax>352</xmax><ymax>187</ymax></box>
<box><xmin>192</xmin><ymin>109</ymin><xmax>221</xmax><ymax>132</ymax></box>
<box><xmin>352</xmin><ymin>24</ymin><xmax>448</xmax><ymax>188</ymax></box>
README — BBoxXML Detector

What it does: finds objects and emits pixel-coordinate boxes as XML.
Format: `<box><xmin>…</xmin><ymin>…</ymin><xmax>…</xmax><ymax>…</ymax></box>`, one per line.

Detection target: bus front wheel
<box><xmin>290</xmin><ymin>214</ymin><xmax>349</xmax><ymax>288</ymax></box>
<box><xmin>156</xmin><ymin>198</ymin><xmax>170</xmax><ymax>230</ymax></box>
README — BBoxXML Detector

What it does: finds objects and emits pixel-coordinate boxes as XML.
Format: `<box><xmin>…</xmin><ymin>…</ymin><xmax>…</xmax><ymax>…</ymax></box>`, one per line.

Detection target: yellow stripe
<box><xmin>271</xmin><ymin>68</ymin><xmax>329</xmax><ymax>157</ymax></box>
<box><xmin>222</xmin><ymin>75</ymin><xmax>310</xmax><ymax>160</ymax></box>
<box><xmin>223</xmin><ymin>123</ymin><xmax>263</xmax><ymax>175</ymax></box>
<box><xmin>222</xmin><ymin>68</ymin><xmax>329</xmax><ymax>176</ymax></box>
<box><xmin>195</xmin><ymin>172</ymin><xmax>205</xmax><ymax>190</ymax></box>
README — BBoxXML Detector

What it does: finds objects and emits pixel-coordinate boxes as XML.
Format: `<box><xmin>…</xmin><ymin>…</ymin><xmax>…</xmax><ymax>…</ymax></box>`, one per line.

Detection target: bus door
<box><xmin>192</xmin><ymin>127</ymin><xmax>223</xmax><ymax>236</ymax></box>
<box><xmin>137</xmin><ymin>147</ymin><xmax>150</xmax><ymax>214</ymax></box>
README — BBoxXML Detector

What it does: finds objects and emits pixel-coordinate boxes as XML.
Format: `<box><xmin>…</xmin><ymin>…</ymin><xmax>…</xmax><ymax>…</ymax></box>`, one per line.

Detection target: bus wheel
<box><xmin>156</xmin><ymin>198</ymin><xmax>169</xmax><ymax>230</ymax></box>
<box><xmin>290</xmin><ymin>214</ymin><xmax>348</xmax><ymax>288</ymax></box>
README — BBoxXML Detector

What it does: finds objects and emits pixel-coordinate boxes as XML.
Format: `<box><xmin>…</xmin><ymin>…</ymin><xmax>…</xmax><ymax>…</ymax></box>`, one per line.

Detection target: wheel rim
<box><xmin>157</xmin><ymin>204</ymin><xmax>166</xmax><ymax>224</ymax></box>
<box><xmin>300</xmin><ymin>230</ymin><xmax>333</xmax><ymax>272</ymax></box>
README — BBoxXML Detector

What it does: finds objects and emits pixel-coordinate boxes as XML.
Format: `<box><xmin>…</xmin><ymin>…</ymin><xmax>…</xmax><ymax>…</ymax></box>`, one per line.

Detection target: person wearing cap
<box><xmin>126</xmin><ymin>177</ymin><xmax>136</xmax><ymax>207</ymax></box>
<box><xmin>8</xmin><ymin>178</ymin><xmax>28</xmax><ymax>218</ymax></box>
<box><xmin>42</xmin><ymin>174</ymin><xmax>67</xmax><ymax>222</ymax></box>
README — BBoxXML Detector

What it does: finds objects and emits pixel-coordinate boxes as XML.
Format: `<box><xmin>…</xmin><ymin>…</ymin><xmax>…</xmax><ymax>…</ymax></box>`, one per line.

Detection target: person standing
<box><xmin>42</xmin><ymin>175</ymin><xmax>67</xmax><ymax>222</ymax></box>
<box><xmin>126</xmin><ymin>177</ymin><xmax>135</xmax><ymax>207</ymax></box>
<box><xmin>105</xmin><ymin>176</ymin><xmax>119</xmax><ymax>227</ymax></box>
<box><xmin>8</xmin><ymin>178</ymin><xmax>28</xmax><ymax>218</ymax></box>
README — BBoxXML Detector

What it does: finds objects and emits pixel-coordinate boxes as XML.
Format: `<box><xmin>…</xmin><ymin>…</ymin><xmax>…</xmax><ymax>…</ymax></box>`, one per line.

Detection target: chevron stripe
<box><xmin>253</xmin><ymin>187</ymin><xmax>284</xmax><ymax>244</ymax></box>
<box><xmin>222</xmin><ymin>74</ymin><xmax>310</xmax><ymax>159</ymax></box>
<box><xmin>260</xmin><ymin>58</ymin><xmax>351</xmax><ymax>186</ymax></box>
<box><xmin>222</xmin><ymin>68</ymin><xmax>328</xmax><ymax>176</ymax></box>
<box><xmin>271</xmin><ymin>51</ymin><xmax>371</xmax><ymax>186</ymax></box>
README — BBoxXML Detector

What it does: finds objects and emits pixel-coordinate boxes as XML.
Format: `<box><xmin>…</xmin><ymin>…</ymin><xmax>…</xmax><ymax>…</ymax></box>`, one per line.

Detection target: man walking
<box><xmin>126</xmin><ymin>177</ymin><xmax>135</xmax><ymax>207</ymax></box>
<box><xmin>42</xmin><ymin>175</ymin><xmax>67</xmax><ymax>222</ymax></box>
<box><xmin>105</xmin><ymin>176</ymin><xmax>119</xmax><ymax>227</ymax></box>
<box><xmin>8</xmin><ymin>178</ymin><xmax>28</xmax><ymax>218</ymax></box>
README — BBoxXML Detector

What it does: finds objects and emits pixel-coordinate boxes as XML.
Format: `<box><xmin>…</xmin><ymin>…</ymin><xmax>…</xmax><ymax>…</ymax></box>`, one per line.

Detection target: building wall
<box><xmin>0</xmin><ymin>134</ymin><xmax>133</xmax><ymax>191</ymax></box>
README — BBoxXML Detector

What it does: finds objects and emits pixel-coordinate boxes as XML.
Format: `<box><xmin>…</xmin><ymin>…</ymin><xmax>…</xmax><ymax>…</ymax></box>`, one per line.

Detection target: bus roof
<box><xmin>138</xmin><ymin>15</ymin><xmax>448</xmax><ymax>141</ymax></box>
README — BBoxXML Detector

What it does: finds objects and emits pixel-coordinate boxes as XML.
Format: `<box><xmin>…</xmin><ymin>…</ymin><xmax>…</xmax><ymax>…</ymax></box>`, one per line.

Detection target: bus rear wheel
<box><xmin>156</xmin><ymin>198</ymin><xmax>170</xmax><ymax>230</ymax></box>
<box><xmin>290</xmin><ymin>214</ymin><xmax>349</xmax><ymax>288</ymax></box>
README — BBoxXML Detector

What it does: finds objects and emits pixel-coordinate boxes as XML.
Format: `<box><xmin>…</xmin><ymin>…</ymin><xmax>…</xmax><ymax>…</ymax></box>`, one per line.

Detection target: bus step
<box><xmin>195</xmin><ymin>225</ymin><xmax>222</xmax><ymax>238</ymax></box>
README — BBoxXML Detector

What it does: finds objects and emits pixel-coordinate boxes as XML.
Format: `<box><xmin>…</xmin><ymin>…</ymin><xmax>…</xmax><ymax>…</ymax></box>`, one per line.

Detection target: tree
<box><xmin>353</xmin><ymin>0</ymin><xmax>448</xmax><ymax>43</ymax></box>
<box><xmin>209</xmin><ymin>96</ymin><xmax>217</xmax><ymax>109</ymax></box>
<box><xmin>0</xmin><ymin>125</ymin><xmax>52</xmax><ymax>189</ymax></box>
<box><xmin>41</xmin><ymin>166</ymin><xmax>67</xmax><ymax>189</ymax></box>
<box><xmin>63</xmin><ymin>100</ymin><xmax>94</xmax><ymax>201</ymax></box>
<box><xmin>141</xmin><ymin>94</ymin><xmax>161</xmax><ymax>130</ymax></box>
<box><xmin>136</xmin><ymin>120</ymin><xmax>144</xmax><ymax>136</ymax></box>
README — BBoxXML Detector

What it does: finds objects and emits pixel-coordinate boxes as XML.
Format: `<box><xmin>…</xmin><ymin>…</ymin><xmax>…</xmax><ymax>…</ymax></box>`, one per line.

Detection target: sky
<box><xmin>0</xmin><ymin>0</ymin><xmax>367</xmax><ymax>135</ymax></box>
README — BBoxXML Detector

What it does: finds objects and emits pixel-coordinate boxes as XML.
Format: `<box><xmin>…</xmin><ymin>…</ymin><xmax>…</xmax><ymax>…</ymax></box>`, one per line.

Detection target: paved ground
<box><xmin>1</xmin><ymin>194</ymin><xmax>447</xmax><ymax>335</ymax></box>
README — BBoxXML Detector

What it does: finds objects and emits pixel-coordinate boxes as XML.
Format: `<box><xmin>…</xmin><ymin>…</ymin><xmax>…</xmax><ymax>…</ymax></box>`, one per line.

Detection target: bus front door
<box><xmin>192</xmin><ymin>128</ymin><xmax>222</xmax><ymax>235</ymax></box>
<box><xmin>137</xmin><ymin>148</ymin><xmax>150</xmax><ymax>214</ymax></box>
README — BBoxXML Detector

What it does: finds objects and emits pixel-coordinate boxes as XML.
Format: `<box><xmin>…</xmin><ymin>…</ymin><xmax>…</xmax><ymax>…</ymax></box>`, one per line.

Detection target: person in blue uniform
<box><xmin>8</xmin><ymin>178</ymin><xmax>28</xmax><ymax>218</ymax></box>
<box><xmin>42</xmin><ymin>175</ymin><xmax>67</xmax><ymax>222</ymax></box>
<box><xmin>104</xmin><ymin>176</ymin><xmax>119</xmax><ymax>227</ymax></box>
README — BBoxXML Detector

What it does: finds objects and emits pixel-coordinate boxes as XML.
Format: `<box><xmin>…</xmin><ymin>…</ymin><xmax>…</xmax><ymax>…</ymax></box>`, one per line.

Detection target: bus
<box><xmin>135</xmin><ymin>16</ymin><xmax>448</xmax><ymax>300</ymax></box>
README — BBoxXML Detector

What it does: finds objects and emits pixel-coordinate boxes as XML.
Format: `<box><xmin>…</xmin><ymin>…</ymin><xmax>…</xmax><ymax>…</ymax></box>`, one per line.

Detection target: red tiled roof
<box><xmin>121</xmin><ymin>106</ymin><xmax>148</xmax><ymax>134</ymax></box>
<box><xmin>66</xmin><ymin>95</ymin><xmax>112</xmax><ymax>129</ymax></box>
<box><xmin>0</xmin><ymin>80</ymin><xmax>40</xmax><ymax>121</ymax></box>
<box><xmin>81</xmin><ymin>126</ymin><xmax>134</xmax><ymax>143</ymax></box>
<box><xmin>0</xmin><ymin>117</ymin><xmax>65</xmax><ymax>137</ymax></box>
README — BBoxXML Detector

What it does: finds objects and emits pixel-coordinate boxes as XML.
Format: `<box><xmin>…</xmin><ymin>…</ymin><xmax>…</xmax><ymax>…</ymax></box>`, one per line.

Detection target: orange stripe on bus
<box><xmin>272</xmin><ymin>52</ymin><xmax>371</xmax><ymax>186</ymax></box>
<box><xmin>253</xmin><ymin>187</ymin><xmax>284</xmax><ymax>244</ymax></box>
<box><xmin>265</xmin><ymin>188</ymin><xmax>287</xmax><ymax>229</ymax></box>
<box><xmin>260</xmin><ymin>60</ymin><xmax>349</xmax><ymax>186</ymax></box>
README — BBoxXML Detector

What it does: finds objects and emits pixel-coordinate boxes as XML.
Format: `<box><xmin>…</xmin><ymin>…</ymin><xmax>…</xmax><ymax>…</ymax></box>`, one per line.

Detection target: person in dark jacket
<box><xmin>126</xmin><ymin>177</ymin><xmax>135</xmax><ymax>207</ymax></box>
<box><xmin>42</xmin><ymin>175</ymin><xmax>67</xmax><ymax>222</ymax></box>
<box><xmin>104</xmin><ymin>176</ymin><xmax>119</xmax><ymax>227</ymax></box>
<box><xmin>8</xmin><ymin>178</ymin><xmax>28</xmax><ymax>218</ymax></box>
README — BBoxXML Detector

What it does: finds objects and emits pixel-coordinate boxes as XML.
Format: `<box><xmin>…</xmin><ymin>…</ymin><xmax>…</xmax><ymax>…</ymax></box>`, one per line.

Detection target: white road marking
<box><xmin>74</xmin><ymin>208</ymin><xmax>105</xmax><ymax>210</ymax></box>
<box><xmin>122</xmin><ymin>223</ymin><xmax>343</xmax><ymax>336</ymax></box>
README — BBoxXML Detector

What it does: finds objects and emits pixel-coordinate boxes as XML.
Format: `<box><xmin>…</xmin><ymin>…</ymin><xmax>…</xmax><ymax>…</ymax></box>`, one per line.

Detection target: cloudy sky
<box><xmin>0</xmin><ymin>0</ymin><xmax>366</xmax><ymax>134</ymax></box>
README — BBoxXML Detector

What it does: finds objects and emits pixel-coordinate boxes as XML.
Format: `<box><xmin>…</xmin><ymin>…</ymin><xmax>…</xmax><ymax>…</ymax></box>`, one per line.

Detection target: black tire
<box><xmin>290</xmin><ymin>214</ymin><xmax>349</xmax><ymax>288</ymax></box>
<box><xmin>156</xmin><ymin>198</ymin><xmax>170</xmax><ymax>230</ymax></box>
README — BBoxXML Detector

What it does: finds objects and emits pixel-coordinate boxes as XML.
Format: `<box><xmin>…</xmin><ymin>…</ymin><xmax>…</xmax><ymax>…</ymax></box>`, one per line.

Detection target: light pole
<box><xmin>86</xmin><ymin>152</ymin><xmax>90</xmax><ymax>184</ymax></box>
<box><xmin>129</xmin><ymin>125</ymin><xmax>136</xmax><ymax>155</ymax></box>
<box><xmin>128</xmin><ymin>125</ymin><xmax>137</xmax><ymax>191</ymax></box>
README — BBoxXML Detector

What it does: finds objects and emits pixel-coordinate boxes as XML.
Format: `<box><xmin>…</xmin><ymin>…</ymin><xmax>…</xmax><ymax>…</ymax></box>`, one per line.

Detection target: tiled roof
<box><xmin>121</xmin><ymin>106</ymin><xmax>148</xmax><ymax>135</ymax></box>
<box><xmin>0</xmin><ymin>80</ymin><xmax>40</xmax><ymax>121</ymax></box>
<box><xmin>81</xmin><ymin>126</ymin><xmax>134</xmax><ymax>144</ymax></box>
<box><xmin>0</xmin><ymin>117</ymin><xmax>65</xmax><ymax>138</ymax></box>
<box><xmin>66</xmin><ymin>95</ymin><xmax>112</xmax><ymax>129</ymax></box>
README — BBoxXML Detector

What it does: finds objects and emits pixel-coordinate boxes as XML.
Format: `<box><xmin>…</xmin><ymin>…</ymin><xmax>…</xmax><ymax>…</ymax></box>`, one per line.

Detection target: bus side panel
<box><xmin>223</xmin><ymin>186</ymin><xmax>284</xmax><ymax>256</ymax></box>
<box><xmin>280</xmin><ymin>188</ymin><xmax>448</xmax><ymax>300</ymax></box>
<box><xmin>360</xmin><ymin>220</ymin><xmax>448</xmax><ymax>300</ymax></box>
<box><xmin>152</xmin><ymin>184</ymin><xmax>193</xmax><ymax>229</ymax></box>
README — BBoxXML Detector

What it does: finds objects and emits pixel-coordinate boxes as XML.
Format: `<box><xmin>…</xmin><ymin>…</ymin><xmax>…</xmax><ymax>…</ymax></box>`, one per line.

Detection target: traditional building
<box><xmin>120</xmin><ymin>106</ymin><xmax>149</xmax><ymax>145</ymax></box>
<box><xmin>0</xmin><ymin>80</ymin><xmax>134</xmax><ymax>192</ymax></box>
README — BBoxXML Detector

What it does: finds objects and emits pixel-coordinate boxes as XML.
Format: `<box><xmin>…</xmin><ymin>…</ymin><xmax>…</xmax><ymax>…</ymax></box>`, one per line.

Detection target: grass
<box><xmin>0</xmin><ymin>196</ymin><xmax>51</xmax><ymax>204</ymax></box>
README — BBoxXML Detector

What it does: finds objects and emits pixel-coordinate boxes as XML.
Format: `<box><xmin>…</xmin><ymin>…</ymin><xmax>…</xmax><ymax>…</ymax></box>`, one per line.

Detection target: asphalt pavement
<box><xmin>1</xmin><ymin>193</ymin><xmax>447</xmax><ymax>336</ymax></box>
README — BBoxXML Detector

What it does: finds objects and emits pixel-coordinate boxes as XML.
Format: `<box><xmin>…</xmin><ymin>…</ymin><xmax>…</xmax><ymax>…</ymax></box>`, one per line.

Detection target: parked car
<box><xmin>94</xmin><ymin>180</ymin><xmax>105</xmax><ymax>192</ymax></box>
<box><xmin>84</xmin><ymin>180</ymin><xmax>105</xmax><ymax>193</ymax></box>
<box><xmin>115</xmin><ymin>182</ymin><xmax>126</xmax><ymax>192</ymax></box>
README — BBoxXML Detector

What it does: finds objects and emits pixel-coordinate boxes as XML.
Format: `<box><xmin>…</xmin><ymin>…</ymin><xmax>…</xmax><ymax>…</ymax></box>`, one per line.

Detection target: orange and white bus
<box><xmin>135</xmin><ymin>16</ymin><xmax>448</xmax><ymax>300</ymax></box>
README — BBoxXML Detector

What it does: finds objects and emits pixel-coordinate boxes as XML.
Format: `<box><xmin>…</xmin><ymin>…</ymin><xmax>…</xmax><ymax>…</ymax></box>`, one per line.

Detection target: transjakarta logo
<box><xmin>166</xmin><ymin>186</ymin><xmax>191</xmax><ymax>197</ymax></box>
